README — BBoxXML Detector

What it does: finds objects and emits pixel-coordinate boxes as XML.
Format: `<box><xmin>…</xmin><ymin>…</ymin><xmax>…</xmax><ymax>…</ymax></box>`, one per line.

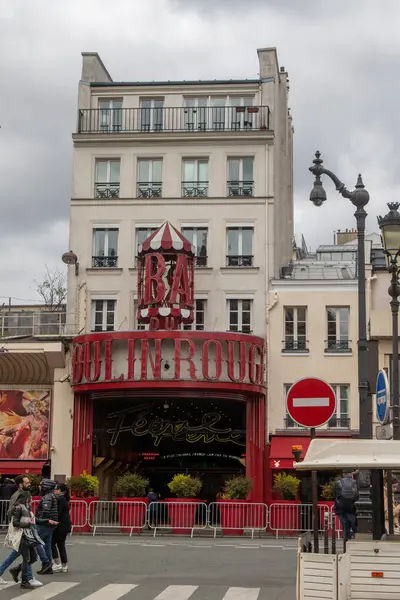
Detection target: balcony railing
<box><xmin>195</xmin><ymin>256</ymin><xmax>208</xmax><ymax>267</ymax></box>
<box><xmin>137</xmin><ymin>183</ymin><xmax>162</xmax><ymax>198</ymax></box>
<box><xmin>0</xmin><ymin>312</ymin><xmax>76</xmax><ymax>338</ymax></box>
<box><xmin>282</xmin><ymin>339</ymin><xmax>309</xmax><ymax>353</ymax></box>
<box><xmin>182</xmin><ymin>182</ymin><xmax>209</xmax><ymax>198</ymax></box>
<box><xmin>325</xmin><ymin>339</ymin><xmax>352</xmax><ymax>353</ymax></box>
<box><xmin>92</xmin><ymin>255</ymin><xmax>118</xmax><ymax>268</ymax></box>
<box><xmin>227</xmin><ymin>181</ymin><xmax>254</xmax><ymax>197</ymax></box>
<box><xmin>328</xmin><ymin>416</ymin><xmax>350</xmax><ymax>429</ymax></box>
<box><xmin>226</xmin><ymin>255</ymin><xmax>254</xmax><ymax>267</ymax></box>
<box><xmin>77</xmin><ymin>106</ymin><xmax>270</xmax><ymax>134</ymax></box>
<box><xmin>94</xmin><ymin>182</ymin><xmax>120</xmax><ymax>199</ymax></box>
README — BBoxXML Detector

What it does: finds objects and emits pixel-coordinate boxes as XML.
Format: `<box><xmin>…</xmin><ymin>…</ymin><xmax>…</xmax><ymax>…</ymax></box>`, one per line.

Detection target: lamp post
<box><xmin>309</xmin><ymin>151</ymin><xmax>373</xmax><ymax>535</ymax></box>
<box><xmin>377</xmin><ymin>202</ymin><xmax>400</xmax><ymax>442</ymax></box>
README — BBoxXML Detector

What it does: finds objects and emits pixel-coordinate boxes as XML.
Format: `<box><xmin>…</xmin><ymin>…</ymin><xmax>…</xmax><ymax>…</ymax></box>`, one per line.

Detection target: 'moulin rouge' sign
<box><xmin>72</xmin><ymin>331</ymin><xmax>265</xmax><ymax>391</ymax></box>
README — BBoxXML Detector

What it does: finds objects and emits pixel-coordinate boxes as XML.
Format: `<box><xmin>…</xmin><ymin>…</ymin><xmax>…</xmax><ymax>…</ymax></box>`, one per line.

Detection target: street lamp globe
<box><xmin>309</xmin><ymin>178</ymin><xmax>327</xmax><ymax>207</ymax></box>
<box><xmin>378</xmin><ymin>202</ymin><xmax>400</xmax><ymax>261</ymax></box>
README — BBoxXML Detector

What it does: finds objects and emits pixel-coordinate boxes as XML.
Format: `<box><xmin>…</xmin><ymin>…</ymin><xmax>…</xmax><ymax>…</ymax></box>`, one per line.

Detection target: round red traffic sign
<box><xmin>286</xmin><ymin>377</ymin><xmax>336</xmax><ymax>428</ymax></box>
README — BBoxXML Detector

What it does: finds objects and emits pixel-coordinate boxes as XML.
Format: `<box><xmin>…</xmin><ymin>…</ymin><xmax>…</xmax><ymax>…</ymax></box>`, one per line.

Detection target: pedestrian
<box><xmin>147</xmin><ymin>488</ymin><xmax>158</xmax><ymax>529</ymax></box>
<box><xmin>10</xmin><ymin>490</ymin><xmax>43</xmax><ymax>589</ymax></box>
<box><xmin>52</xmin><ymin>483</ymin><xmax>71</xmax><ymax>573</ymax></box>
<box><xmin>2</xmin><ymin>478</ymin><xmax>17</xmax><ymax>501</ymax></box>
<box><xmin>35</xmin><ymin>479</ymin><xmax>58</xmax><ymax>574</ymax></box>
<box><xmin>334</xmin><ymin>470</ymin><xmax>358</xmax><ymax>542</ymax></box>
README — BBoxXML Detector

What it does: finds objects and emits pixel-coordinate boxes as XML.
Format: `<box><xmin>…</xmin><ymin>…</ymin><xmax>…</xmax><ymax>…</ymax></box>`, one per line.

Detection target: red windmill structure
<box><xmin>137</xmin><ymin>222</ymin><xmax>195</xmax><ymax>330</ymax></box>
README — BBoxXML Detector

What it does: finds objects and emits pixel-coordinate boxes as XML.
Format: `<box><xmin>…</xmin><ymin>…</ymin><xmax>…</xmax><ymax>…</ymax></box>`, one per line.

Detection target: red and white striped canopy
<box><xmin>138</xmin><ymin>222</ymin><xmax>194</xmax><ymax>255</ymax></box>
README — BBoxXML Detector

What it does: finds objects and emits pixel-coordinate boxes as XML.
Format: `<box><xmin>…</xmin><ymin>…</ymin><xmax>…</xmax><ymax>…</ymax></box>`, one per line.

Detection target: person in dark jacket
<box><xmin>51</xmin><ymin>484</ymin><xmax>71</xmax><ymax>573</ymax></box>
<box><xmin>2</xmin><ymin>479</ymin><xmax>17</xmax><ymax>500</ymax></box>
<box><xmin>35</xmin><ymin>479</ymin><xmax>58</xmax><ymax>573</ymax></box>
<box><xmin>12</xmin><ymin>490</ymin><xmax>42</xmax><ymax>589</ymax></box>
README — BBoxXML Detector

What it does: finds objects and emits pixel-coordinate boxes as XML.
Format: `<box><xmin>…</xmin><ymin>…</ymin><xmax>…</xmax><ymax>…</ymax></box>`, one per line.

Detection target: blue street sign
<box><xmin>376</xmin><ymin>369</ymin><xmax>390</xmax><ymax>425</ymax></box>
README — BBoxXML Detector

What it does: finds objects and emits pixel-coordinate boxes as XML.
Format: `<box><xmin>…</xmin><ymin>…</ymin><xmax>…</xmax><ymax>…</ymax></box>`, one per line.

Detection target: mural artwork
<box><xmin>0</xmin><ymin>390</ymin><xmax>50</xmax><ymax>460</ymax></box>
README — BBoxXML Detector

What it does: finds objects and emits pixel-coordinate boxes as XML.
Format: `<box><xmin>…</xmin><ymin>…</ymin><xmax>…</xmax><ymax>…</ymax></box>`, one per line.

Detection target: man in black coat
<box><xmin>35</xmin><ymin>479</ymin><xmax>58</xmax><ymax>574</ymax></box>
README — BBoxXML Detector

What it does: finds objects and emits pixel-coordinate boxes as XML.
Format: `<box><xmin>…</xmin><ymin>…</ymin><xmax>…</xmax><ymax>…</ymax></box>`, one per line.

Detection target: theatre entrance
<box><xmin>92</xmin><ymin>396</ymin><xmax>246</xmax><ymax>501</ymax></box>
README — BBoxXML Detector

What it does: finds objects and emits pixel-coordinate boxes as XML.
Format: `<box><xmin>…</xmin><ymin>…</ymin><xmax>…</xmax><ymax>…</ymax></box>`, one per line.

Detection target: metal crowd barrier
<box><xmin>268</xmin><ymin>503</ymin><xmax>331</xmax><ymax>539</ymax></box>
<box><xmin>208</xmin><ymin>502</ymin><xmax>268</xmax><ymax>538</ymax></box>
<box><xmin>0</xmin><ymin>500</ymin><xmax>9</xmax><ymax>528</ymax></box>
<box><xmin>148</xmin><ymin>501</ymin><xmax>208</xmax><ymax>538</ymax></box>
<box><xmin>30</xmin><ymin>498</ymin><xmax>88</xmax><ymax>532</ymax></box>
<box><xmin>88</xmin><ymin>501</ymin><xmax>147</xmax><ymax>536</ymax></box>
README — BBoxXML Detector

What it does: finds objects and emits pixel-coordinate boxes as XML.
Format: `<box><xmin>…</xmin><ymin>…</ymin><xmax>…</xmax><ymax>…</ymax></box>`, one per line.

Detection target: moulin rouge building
<box><xmin>2</xmin><ymin>47</ymin><xmax>293</xmax><ymax>502</ymax></box>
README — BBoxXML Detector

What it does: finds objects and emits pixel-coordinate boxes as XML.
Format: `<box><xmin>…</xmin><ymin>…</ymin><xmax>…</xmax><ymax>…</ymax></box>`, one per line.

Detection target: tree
<box><xmin>36</xmin><ymin>267</ymin><xmax>67</xmax><ymax>311</ymax></box>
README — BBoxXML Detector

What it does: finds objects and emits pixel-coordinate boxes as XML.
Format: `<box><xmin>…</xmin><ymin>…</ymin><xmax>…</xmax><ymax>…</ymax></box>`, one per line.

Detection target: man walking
<box><xmin>334</xmin><ymin>470</ymin><xmax>359</xmax><ymax>542</ymax></box>
<box><xmin>35</xmin><ymin>479</ymin><xmax>58</xmax><ymax>574</ymax></box>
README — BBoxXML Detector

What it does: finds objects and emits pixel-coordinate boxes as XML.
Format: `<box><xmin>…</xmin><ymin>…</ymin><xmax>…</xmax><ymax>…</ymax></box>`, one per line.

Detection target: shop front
<box><xmin>71</xmin><ymin>330</ymin><xmax>266</xmax><ymax>501</ymax></box>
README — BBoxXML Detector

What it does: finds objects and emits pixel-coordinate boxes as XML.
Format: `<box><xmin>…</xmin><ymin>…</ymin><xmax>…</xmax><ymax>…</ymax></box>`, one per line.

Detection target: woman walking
<box><xmin>52</xmin><ymin>483</ymin><xmax>71</xmax><ymax>573</ymax></box>
<box><xmin>12</xmin><ymin>490</ymin><xmax>42</xmax><ymax>589</ymax></box>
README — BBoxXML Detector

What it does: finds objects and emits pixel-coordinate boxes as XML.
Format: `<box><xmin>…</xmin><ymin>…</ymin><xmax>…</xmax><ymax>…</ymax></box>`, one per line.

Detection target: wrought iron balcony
<box><xmin>282</xmin><ymin>339</ymin><xmax>309</xmax><ymax>353</ymax></box>
<box><xmin>195</xmin><ymin>256</ymin><xmax>208</xmax><ymax>267</ymax></box>
<box><xmin>137</xmin><ymin>183</ymin><xmax>162</xmax><ymax>198</ymax></box>
<box><xmin>0</xmin><ymin>312</ymin><xmax>76</xmax><ymax>338</ymax></box>
<box><xmin>182</xmin><ymin>182</ymin><xmax>209</xmax><ymax>198</ymax></box>
<box><xmin>227</xmin><ymin>181</ymin><xmax>254</xmax><ymax>197</ymax></box>
<box><xmin>92</xmin><ymin>255</ymin><xmax>118</xmax><ymax>268</ymax></box>
<box><xmin>226</xmin><ymin>255</ymin><xmax>254</xmax><ymax>267</ymax></box>
<box><xmin>77</xmin><ymin>106</ymin><xmax>270</xmax><ymax>134</ymax></box>
<box><xmin>94</xmin><ymin>182</ymin><xmax>120</xmax><ymax>199</ymax></box>
<box><xmin>325</xmin><ymin>339</ymin><xmax>352</xmax><ymax>353</ymax></box>
<box><xmin>328</xmin><ymin>416</ymin><xmax>350</xmax><ymax>429</ymax></box>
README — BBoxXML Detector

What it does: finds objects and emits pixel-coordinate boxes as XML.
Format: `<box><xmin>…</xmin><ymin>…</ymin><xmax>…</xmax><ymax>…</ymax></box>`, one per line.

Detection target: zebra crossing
<box><xmin>0</xmin><ymin>581</ymin><xmax>273</xmax><ymax>600</ymax></box>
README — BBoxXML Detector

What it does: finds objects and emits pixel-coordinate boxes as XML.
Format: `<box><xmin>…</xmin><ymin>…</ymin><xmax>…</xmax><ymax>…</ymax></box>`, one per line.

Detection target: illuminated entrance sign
<box><xmin>72</xmin><ymin>331</ymin><xmax>265</xmax><ymax>390</ymax></box>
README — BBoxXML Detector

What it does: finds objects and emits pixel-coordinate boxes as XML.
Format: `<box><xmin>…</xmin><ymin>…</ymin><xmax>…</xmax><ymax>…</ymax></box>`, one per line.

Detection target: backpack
<box><xmin>338</xmin><ymin>477</ymin><xmax>357</xmax><ymax>510</ymax></box>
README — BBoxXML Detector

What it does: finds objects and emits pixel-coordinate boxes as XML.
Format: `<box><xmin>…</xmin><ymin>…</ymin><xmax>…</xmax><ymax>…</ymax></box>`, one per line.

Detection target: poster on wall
<box><xmin>0</xmin><ymin>390</ymin><xmax>50</xmax><ymax>460</ymax></box>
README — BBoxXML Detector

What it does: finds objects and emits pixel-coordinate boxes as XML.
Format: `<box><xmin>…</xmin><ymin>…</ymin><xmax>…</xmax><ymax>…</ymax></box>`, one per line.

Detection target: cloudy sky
<box><xmin>1</xmin><ymin>0</ymin><xmax>399</xmax><ymax>302</ymax></box>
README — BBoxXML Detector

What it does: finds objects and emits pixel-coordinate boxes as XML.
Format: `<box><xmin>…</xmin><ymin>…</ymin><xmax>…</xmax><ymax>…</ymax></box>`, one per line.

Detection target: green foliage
<box><xmin>320</xmin><ymin>478</ymin><xmax>337</xmax><ymax>501</ymax></box>
<box><xmin>27</xmin><ymin>473</ymin><xmax>42</xmax><ymax>496</ymax></box>
<box><xmin>222</xmin><ymin>476</ymin><xmax>252</xmax><ymax>500</ymax></box>
<box><xmin>167</xmin><ymin>473</ymin><xmax>202</xmax><ymax>498</ymax></box>
<box><xmin>68</xmin><ymin>471</ymin><xmax>99</xmax><ymax>497</ymax></box>
<box><xmin>115</xmin><ymin>473</ymin><xmax>149</xmax><ymax>498</ymax></box>
<box><xmin>273</xmin><ymin>472</ymin><xmax>300</xmax><ymax>500</ymax></box>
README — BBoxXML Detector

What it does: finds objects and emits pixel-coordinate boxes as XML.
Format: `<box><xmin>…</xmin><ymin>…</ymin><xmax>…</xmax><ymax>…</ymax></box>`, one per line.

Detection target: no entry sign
<box><xmin>286</xmin><ymin>377</ymin><xmax>336</xmax><ymax>428</ymax></box>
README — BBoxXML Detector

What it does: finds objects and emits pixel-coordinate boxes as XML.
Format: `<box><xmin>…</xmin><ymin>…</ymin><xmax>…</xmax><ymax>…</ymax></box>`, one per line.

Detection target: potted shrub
<box><xmin>218</xmin><ymin>476</ymin><xmax>253</xmax><ymax>535</ymax></box>
<box><xmin>166</xmin><ymin>474</ymin><xmax>202</xmax><ymax>533</ymax></box>
<box><xmin>68</xmin><ymin>471</ymin><xmax>99</xmax><ymax>533</ymax></box>
<box><xmin>115</xmin><ymin>473</ymin><xmax>149</xmax><ymax>533</ymax></box>
<box><xmin>27</xmin><ymin>473</ymin><xmax>42</xmax><ymax>499</ymax></box>
<box><xmin>321</xmin><ymin>478</ymin><xmax>336</xmax><ymax>502</ymax></box>
<box><xmin>270</xmin><ymin>473</ymin><xmax>301</xmax><ymax>535</ymax></box>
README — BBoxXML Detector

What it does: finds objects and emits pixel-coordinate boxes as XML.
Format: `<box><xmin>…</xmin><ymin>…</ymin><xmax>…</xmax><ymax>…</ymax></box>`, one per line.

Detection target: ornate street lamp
<box><xmin>309</xmin><ymin>151</ymin><xmax>373</xmax><ymax>536</ymax></box>
<box><xmin>378</xmin><ymin>202</ymin><xmax>400</xmax><ymax>442</ymax></box>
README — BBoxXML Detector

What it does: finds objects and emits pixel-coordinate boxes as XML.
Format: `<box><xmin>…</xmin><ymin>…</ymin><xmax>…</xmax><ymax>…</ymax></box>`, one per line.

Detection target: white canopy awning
<box><xmin>294</xmin><ymin>439</ymin><xmax>400</xmax><ymax>471</ymax></box>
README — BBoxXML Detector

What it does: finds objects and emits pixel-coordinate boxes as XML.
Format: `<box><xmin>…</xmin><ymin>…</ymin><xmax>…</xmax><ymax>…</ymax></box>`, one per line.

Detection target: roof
<box><xmin>138</xmin><ymin>222</ymin><xmax>194</xmax><ymax>255</ymax></box>
<box><xmin>294</xmin><ymin>439</ymin><xmax>400</xmax><ymax>471</ymax></box>
<box><xmin>290</xmin><ymin>261</ymin><xmax>356</xmax><ymax>280</ymax></box>
<box><xmin>317</xmin><ymin>245</ymin><xmax>357</xmax><ymax>252</ymax></box>
<box><xmin>91</xmin><ymin>79</ymin><xmax>261</xmax><ymax>88</ymax></box>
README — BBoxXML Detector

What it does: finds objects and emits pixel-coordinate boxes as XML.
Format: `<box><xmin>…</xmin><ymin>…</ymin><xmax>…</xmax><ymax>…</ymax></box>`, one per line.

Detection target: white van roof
<box><xmin>294</xmin><ymin>439</ymin><xmax>400</xmax><ymax>471</ymax></box>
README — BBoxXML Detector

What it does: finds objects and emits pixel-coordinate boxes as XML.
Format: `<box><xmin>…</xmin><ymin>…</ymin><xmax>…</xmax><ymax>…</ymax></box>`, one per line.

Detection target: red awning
<box><xmin>0</xmin><ymin>461</ymin><xmax>45</xmax><ymax>476</ymax></box>
<box><xmin>269</xmin><ymin>437</ymin><xmax>311</xmax><ymax>469</ymax></box>
<box><xmin>138</xmin><ymin>222</ymin><xmax>194</xmax><ymax>254</ymax></box>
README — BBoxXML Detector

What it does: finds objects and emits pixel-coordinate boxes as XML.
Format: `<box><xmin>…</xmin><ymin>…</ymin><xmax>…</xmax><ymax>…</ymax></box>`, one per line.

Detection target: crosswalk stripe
<box><xmin>222</xmin><ymin>588</ymin><xmax>260</xmax><ymax>600</ymax></box>
<box><xmin>0</xmin><ymin>583</ymin><xmax>16</xmax><ymax>591</ymax></box>
<box><xmin>8</xmin><ymin>581</ymin><xmax>78</xmax><ymax>600</ymax></box>
<box><xmin>81</xmin><ymin>584</ymin><xmax>138</xmax><ymax>600</ymax></box>
<box><xmin>153</xmin><ymin>585</ymin><xmax>199</xmax><ymax>600</ymax></box>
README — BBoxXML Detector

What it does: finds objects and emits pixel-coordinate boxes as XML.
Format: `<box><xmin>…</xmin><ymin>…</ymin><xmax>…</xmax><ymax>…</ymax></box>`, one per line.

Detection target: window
<box><xmin>227</xmin><ymin>158</ymin><xmax>254</xmax><ymax>196</ymax></box>
<box><xmin>283</xmin><ymin>307</ymin><xmax>307</xmax><ymax>352</ymax></box>
<box><xmin>182</xmin><ymin>299</ymin><xmax>206</xmax><ymax>331</ymax></box>
<box><xmin>228</xmin><ymin>299</ymin><xmax>252</xmax><ymax>333</ymax></box>
<box><xmin>133</xmin><ymin>299</ymin><xmax>149</xmax><ymax>331</ymax></box>
<box><xmin>226</xmin><ymin>227</ymin><xmax>253</xmax><ymax>267</ymax></box>
<box><xmin>184</xmin><ymin>97</ymin><xmax>208</xmax><ymax>130</ymax></box>
<box><xmin>137</xmin><ymin>159</ymin><xmax>162</xmax><ymax>198</ymax></box>
<box><xmin>284</xmin><ymin>384</ymin><xmax>300</xmax><ymax>428</ymax></box>
<box><xmin>98</xmin><ymin>99</ymin><xmax>123</xmax><ymax>132</ymax></box>
<box><xmin>95</xmin><ymin>159</ymin><xmax>120</xmax><ymax>198</ymax></box>
<box><xmin>92</xmin><ymin>228</ymin><xmax>118</xmax><ymax>268</ymax></box>
<box><xmin>140</xmin><ymin>98</ymin><xmax>164</xmax><ymax>132</ymax></box>
<box><xmin>326</xmin><ymin>307</ymin><xmax>350</xmax><ymax>352</ymax></box>
<box><xmin>230</xmin><ymin>97</ymin><xmax>255</xmax><ymax>130</ymax></box>
<box><xmin>182</xmin><ymin>159</ymin><xmax>209</xmax><ymax>197</ymax></box>
<box><xmin>91</xmin><ymin>300</ymin><xmax>116</xmax><ymax>332</ymax></box>
<box><xmin>184</xmin><ymin>96</ymin><xmax>255</xmax><ymax>131</ymax></box>
<box><xmin>136</xmin><ymin>227</ymin><xmax>158</xmax><ymax>252</ymax></box>
<box><xmin>181</xmin><ymin>227</ymin><xmax>208</xmax><ymax>267</ymax></box>
<box><xmin>328</xmin><ymin>385</ymin><xmax>350</xmax><ymax>428</ymax></box>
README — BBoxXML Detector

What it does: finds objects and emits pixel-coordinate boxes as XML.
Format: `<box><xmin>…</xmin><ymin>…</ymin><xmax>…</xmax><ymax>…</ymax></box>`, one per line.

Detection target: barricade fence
<box><xmin>0</xmin><ymin>499</ymin><xmax>343</xmax><ymax>537</ymax></box>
